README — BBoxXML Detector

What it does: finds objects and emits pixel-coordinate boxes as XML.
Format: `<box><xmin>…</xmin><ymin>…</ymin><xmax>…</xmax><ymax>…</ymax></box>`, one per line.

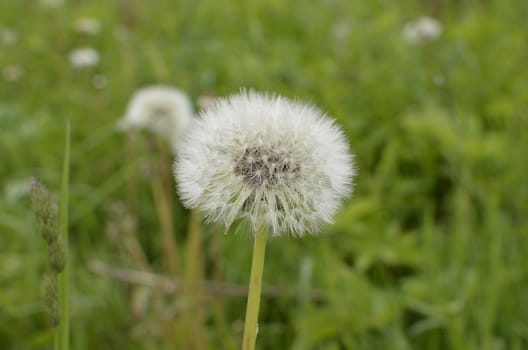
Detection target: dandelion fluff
<box><xmin>69</xmin><ymin>47</ymin><xmax>99</xmax><ymax>67</ymax></box>
<box><xmin>175</xmin><ymin>91</ymin><xmax>355</xmax><ymax>236</ymax></box>
<box><xmin>403</xmin><ymin>16</ymin><xmax>443</xmax><ymax>43</ymax></box>
<box><xmin>119</xmin><ymin>86</ymin><xmax>194</xmax><ymax>153</ymax></box>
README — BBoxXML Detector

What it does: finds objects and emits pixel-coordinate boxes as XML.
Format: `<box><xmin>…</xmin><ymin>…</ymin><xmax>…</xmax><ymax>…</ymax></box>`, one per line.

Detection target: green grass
<box><xmin>1</xmin><ymin>0</ymin><xmax>527</xmax><ymax>349</ymax></box>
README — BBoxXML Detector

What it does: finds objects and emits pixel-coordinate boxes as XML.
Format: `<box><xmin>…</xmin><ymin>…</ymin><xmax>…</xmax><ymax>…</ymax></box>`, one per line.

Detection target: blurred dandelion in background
<box><xmin>69</xmin><ymin>47</ymin><xmax>100</xmax><ymax>68</ymax></box>
<box><xmin>175</xmin><ymin>90</ymin><xmax>355</xmax><ymax>236</ymax></box>
<box><xmin>118</xmin><ymin>86</ymin><xmax>194</xmax><ymax>154</ymax></box>
<box><xmin>403</xmin><ymin>16</ymin><xmax>443</xmax><ymax>43</ymax></box>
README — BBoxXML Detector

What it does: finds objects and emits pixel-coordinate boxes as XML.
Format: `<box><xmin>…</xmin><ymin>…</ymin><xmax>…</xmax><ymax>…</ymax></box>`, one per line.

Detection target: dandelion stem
<box><xmin>183</xmin><ymin>208</ymin><xmax>207</xmax><ymax>350</ymax></box>
<box><xmin>54</xmin><ymin>330</ymin><xmax>59</xmax><ymax>350</ymax></box>
<box><xmin>58</xmin><ymin>120</ymin><xmax>70</xmax><ymax>350</ymax></box>
<box><xmin>242</xmin><ymin>226</ymin><xmax>268</xmax><ymax>350</ymax></box>
<box><xmin>150</xmin><ymin>137</ymin><xmax>181</xmax><ymax>275</ymax></box>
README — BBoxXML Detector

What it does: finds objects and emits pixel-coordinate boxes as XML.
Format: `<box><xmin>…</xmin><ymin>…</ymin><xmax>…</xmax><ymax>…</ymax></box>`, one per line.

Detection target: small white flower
<box><xmin>74</xmin><ymin>17</ymin><xmax>101</xmax><ymax>35</ymax></box>
<box><xmin>403</xmin><ymin>16</ymin><xmax>443</xmax><ymax>43</ymax></box>
<box><xmin>175</xmin><ymin>91</ymin><xmax>355</xmax><ymax>236</ymax></box>
<box><xmin>118</xmin><ymin>86</ymin><xmax>194</xmax><ymax>153</ymax></box>
<box><xmin>69</xmin><ymin>47</ymin><xmax>99</xmax><ymax>67</ymax></box>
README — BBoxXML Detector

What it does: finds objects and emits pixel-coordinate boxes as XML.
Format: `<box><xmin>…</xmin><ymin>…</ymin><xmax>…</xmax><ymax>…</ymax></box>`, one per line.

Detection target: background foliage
<box><xmin>1</xmin><ymin>0</ymin><xmax>527</xmax><ymax>349</ymax></box>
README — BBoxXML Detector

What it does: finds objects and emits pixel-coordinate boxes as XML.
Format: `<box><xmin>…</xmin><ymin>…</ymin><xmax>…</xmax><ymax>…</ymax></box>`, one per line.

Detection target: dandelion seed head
<box><xmin>119</xmin><ymin>86</ymin><xmax>193</xmax><ymax>153</ymax></box>
<box><xmin>403</xmin><ymin>16</ymin><xmax>442</xmax><ymax>43</ymax></box>
<box><xmin>175</xmin><ymin>91</ymin><xmax>355</xmax><ymax>236</ymax></box>
<box><xmin>69</xmin><ymin>47</ymin><xmax>99</xmax><ymax>67</ymax></box>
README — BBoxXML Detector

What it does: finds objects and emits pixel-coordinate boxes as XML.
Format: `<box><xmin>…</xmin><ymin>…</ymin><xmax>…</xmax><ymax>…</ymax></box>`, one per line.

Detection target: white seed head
<box><xmin>403</xmin><ymin>16</ymin><xmax>443</xmax><ymax>43</ymax></box>
<box><xmin>68</xmin><ymin>47</ymin><xmax>100</xmax><ymax>68</ymax></box>
<box><xmin>118</xmin><ymin>86</ymin><xmax>194</xmax><ymax>153</ymax></box>
<box><xmin>175</xmin><ymin>91</ymin><xmax>356</xmax><ymax>237</ymax></box>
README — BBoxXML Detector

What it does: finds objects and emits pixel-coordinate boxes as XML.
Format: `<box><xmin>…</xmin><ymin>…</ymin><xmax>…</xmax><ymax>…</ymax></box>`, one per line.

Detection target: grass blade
<box><xmin>59</xmin><ymin>120</ymin><xmax>71</xmax><ymax>349</ymax></box>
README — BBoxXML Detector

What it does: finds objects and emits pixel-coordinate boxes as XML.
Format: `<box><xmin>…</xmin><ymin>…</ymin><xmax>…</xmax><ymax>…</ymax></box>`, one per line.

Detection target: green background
<box><xmin>1</xmin><ymin>0</ymin><xmax>527</xmax><ymax>349</ymax></box>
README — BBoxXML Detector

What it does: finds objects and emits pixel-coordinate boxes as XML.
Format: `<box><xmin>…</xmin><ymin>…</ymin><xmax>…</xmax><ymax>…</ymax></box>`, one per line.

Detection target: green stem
<box><xmin>54</xmin><ymin>329</ymin><xmax>59</xmax><ymax>350</ymax></box>
<box><xmin>184</xmin><ymin>208</ymin><xmax>207</xmax><ymax>350</ymax></box>
<box><xmin>59</xmin><ymin>120</ymin><xmax>70</xmax><ymax>350</ymax></box>
<box><xmin>242</xmin><ymin>226</ymin><xmax>268</xmax><ymax>350</ymax></box>
<box><xmin>151</xmin><ymin>137</ymin><xmax>181</xmax><ymax>275</ymax></box>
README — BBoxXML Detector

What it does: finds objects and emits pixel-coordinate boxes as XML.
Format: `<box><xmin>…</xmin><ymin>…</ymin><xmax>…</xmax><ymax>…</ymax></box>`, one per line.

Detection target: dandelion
<box><xmin>403</xmin><ymin>16</ymin><xmax>443</xmax><ymax>43</ymax></box>
<box><xmin>175</xmin><ymin>90</ymin><xmax>355</xmax><ymax>236</ymax></box>
<box><xmin>174</xmin><ymin>90</ymin><xmax>355</xmax><ymax>350</ymax></box>
<box><xmin>118</xmin><ymin>86</ymin><xmax>193</xmax><ymax>153</ymax></box>
<box><xmin>74</xmin><ymin>17</ymin><xmax>101</xmax><ymax>35</ymax></box>
<box><xmin>68</xmin><ymin>47</ymin><xmax>100</xmax><ymax>68</ymax></box>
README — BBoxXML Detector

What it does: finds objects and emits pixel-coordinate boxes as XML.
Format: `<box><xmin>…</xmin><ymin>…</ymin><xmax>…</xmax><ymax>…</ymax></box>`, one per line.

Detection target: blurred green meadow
<box><xmin>1</xmin><ymin>0</ymin><xmax>528</xmax><ymax>349</ymax></box>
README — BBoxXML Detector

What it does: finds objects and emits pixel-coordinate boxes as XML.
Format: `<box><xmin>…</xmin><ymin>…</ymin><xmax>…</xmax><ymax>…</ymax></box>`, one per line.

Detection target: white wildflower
<box><xmin>74</xmin><ymin>17</ymin><xmax>101</xmax><ymax>35</ymax></box>
<box><xmin>175</xmin><ymin>91</ymin><xmax>355</xmax><ymax>236</ymax></box>
<box><xmin>403</xmin><ymin>16</ymin><xmax>442</xmax><ymax>43</ymax></box>
<box><xmin>69</xmin><ymin>47</ymin><xmax>99</xmax><ymax>68</ymax></box>
<box><xmin>118</xmin><ymin>86</ymin><xmax>194</xmax><ymax>153</ymax></box>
